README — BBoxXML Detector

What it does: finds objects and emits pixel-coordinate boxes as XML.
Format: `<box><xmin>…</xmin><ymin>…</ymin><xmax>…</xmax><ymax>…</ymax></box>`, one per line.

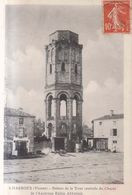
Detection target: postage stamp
<box><xmin>103</xmin><ymin>0</ymin><xmax>130</xmax><ymax>33</ymax></box>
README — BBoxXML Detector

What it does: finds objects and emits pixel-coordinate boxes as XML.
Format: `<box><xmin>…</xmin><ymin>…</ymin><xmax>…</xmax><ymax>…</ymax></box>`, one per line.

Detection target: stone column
<box><xmin>67</xmin><ymin>98</ymin><xmax>73</xmax><ymax>140</ymax></box>
<box><xmin>44</xmin><ymin>99</ymin><xmax>48</xmax><ymax>137</ymax></box>
<box><xmin>27</xmin><ymin>140</ymin><xmax>30</xmax><ymax>153</ymax></box>
<box><xmin>53</xmin><ymin>97</ymin><xmax>60</xmax><ymax>137</ymax></box>
<box><xmin>77</xmin><ymin>100</ymin><xmax>82</xmax><ymax>118</ymax></box>
<box><xmin>12</xmin><ymin>140</ymin><xmax>16</xmax><ymax>152</ymax></box>
<box><xmin>77</xmin><ymin>100</ymin><xmax>83</xmax><ymax>141</ymax></box>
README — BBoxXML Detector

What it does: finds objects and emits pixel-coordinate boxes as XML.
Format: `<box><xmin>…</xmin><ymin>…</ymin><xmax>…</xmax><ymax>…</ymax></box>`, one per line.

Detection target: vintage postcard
<box><xmin>1</xmin><ymin>0</ymin><xmax>132</xmax><ymax>195</ymax></box>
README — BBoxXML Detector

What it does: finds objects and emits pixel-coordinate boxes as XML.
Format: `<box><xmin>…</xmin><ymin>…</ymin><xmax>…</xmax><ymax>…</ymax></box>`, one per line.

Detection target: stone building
<box><xmin>92</xmin><ymin>110</ymin><xmax>124</xmax><ymax>152</ymax></box>
<box><xmin>44</xmin><ymin>30</ymin><xmax>83</xmax><ymax>151</ymax></box>
<box><xmin>4</xmin><ymin>107</ymin><xmax>35</xmax><ymax>157</ymax></box>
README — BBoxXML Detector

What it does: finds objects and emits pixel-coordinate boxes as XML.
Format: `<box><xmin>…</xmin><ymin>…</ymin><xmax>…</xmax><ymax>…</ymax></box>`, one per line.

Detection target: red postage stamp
<box><xmin>103</xmin><ymin>0</ymin><xmax>130</xmax><ymax>33</ymax></box>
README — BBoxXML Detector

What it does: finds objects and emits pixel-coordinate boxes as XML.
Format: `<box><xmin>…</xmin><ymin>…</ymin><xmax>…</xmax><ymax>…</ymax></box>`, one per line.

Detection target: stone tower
<box><xmin>44</xmin><ymin>30</ymin><xmax>83</xmax><ymax>151</ymax></box>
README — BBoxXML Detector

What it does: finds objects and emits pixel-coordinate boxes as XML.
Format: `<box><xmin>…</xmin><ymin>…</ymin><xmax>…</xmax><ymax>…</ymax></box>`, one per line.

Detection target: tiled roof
<box><xmin>4</xmin><ymin>107</ymin><xmax>35</xmax><ymax>118</ymax></box>
<box><xmin>93</xmin><ymin>114</ymin><xmax>124</xmax><ymax>121</ymax></box>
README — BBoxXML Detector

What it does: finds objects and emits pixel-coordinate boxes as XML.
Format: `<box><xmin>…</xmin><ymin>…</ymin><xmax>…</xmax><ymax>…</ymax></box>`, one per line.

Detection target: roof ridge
<box><xmin>93</xmin><ymin>113</ymin><xmax>124</xmax><ymax>121</ymax></box>
<box><xmin>4</xmin><ymin>107</ymin><xmax>35</xmax><ymax>118</ymax></box>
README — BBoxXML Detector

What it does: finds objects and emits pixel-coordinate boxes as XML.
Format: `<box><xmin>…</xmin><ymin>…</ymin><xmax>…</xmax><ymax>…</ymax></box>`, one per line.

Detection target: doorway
<box><xmin>15</xmin><ymin>141</ymin><xmax>28</xmax><ymax>156</ymax></box>
<box><xmin>96</xmin><ymin>138</ymin><xmax>108</xmax><ymax>150</ymax></box>
<box><xmin>54</xmin><ymin>137</ymin><xmax>65</xmax><ymax>150</ymax></box>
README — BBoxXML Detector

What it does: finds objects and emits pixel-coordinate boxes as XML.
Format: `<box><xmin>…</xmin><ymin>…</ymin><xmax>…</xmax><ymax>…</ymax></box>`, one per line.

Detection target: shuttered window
<box><xmin>113</xmin><ymin>128</ymin><xmax>117</xmax><ymax>136</ymax></box>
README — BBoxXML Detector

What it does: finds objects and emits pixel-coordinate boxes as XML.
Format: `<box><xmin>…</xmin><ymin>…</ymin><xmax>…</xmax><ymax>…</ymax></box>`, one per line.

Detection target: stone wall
<box><xmin>44</xmin><ymin>31</ymin><xmax>83</xmax><ymax>151</ymax></box>
<box><xmin>4</xmin><ymin>115</ymin><xmax>35</xmax><ymax>154</ymax></box>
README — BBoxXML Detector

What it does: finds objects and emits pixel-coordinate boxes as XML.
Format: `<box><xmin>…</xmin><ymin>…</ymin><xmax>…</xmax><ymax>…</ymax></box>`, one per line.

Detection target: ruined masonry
<box><xmin>44</xmin><ymin>30</ymin><xmax>83</xmax><ymax>151</ymax></box>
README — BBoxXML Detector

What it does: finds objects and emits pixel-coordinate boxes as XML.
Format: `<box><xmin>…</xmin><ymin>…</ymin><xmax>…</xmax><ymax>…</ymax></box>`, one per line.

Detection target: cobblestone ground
<box><xmin>4</xmin><ymin>152</ymin><xmax>123</xmax><ymax>184</ymax></box>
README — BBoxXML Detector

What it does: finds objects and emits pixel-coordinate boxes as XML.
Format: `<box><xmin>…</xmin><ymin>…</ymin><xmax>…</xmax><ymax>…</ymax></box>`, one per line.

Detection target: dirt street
<box><xmin>4</xmin><ymin>152</ymin><xmax>123</xmax><ymax>184</ymax></box>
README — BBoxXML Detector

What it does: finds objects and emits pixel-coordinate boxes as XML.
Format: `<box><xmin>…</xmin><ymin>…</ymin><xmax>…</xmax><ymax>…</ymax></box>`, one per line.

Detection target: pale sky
<box><xmin>5</xmin><ymin>5</ymin><xmax>124</xmax><ymax>126</ymax></box>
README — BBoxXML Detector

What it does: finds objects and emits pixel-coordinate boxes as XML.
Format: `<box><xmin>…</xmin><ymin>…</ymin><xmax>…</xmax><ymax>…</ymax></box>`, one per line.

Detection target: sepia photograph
<box><xmin>4</xmin><ymin>2</ymin><xmax>124</xmax><ymax>184</ymax></box>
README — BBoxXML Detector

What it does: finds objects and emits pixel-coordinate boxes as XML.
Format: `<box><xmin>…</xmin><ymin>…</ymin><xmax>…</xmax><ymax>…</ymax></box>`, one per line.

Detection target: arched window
<box><xmin>60</xmin><ymin>100</ymin><xmax>66</xmax><ymax>116</ymax></box>
<box><xmin>73</xmin><ymin>95</ymin><xmax>79</xmax><ymax>117</ymax></box>
<box><xmin>75</xmin><ymin>64</ymin><xmax>78</xmax><ymax>74</ymax></box>
<box><xmin>50</xmin><ymin>64</ymin><xmax>52</xmax><ymax>74</ymax></box>
<box><xmin>61</xmin><ymin>62</ymin><xmax>65</xmax><ymax>72</ymax></box>
<box><xmin>60</xmin><ymin>94</ymin><xmax>67</xmax><ymax>117</ymax></box>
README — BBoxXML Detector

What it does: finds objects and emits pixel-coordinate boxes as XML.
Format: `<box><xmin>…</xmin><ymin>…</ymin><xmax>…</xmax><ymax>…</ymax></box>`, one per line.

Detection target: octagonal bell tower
<box><xmin>44</xmin><ymin>30</ymin><xmax>83</xmax><ymax>151</ymax></box>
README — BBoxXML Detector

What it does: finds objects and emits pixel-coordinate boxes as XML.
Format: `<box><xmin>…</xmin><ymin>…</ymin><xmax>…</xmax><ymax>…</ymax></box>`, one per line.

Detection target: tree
<box><xmin>34</xmin><ymin>118</ymin><xmax>45</xmax><ymax>137</ymax></box>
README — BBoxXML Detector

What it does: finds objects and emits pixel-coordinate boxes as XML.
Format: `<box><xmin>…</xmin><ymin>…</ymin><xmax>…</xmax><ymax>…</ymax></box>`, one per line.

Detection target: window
<box><xmin>73</xmin><ymin>95</ymin><xmax>79</xmax><ymax>117</ymax></box>
<box><xmin>60</xmin><ymin>100</ymin><xmax>67</xmax><ymax>116</ymax></box>
<box><xmin>50</xmin><ymin>64</ymin><xmax>52</xmax><ymax>74</ymax></box>
<box><xmin>60</xmin><ymin>94</ymin><xmax>67</xmax><ymax>117</ymax></box>
<box><xmin>75</xmin><ymin>64</ymin><xmax>78</xmax><ymax>74</ymax></box>
<box><xmin>113</xmin><ymin>140</ymin><xmax>117</xmax><ymax>143</ymax></box>
<box><xmin>61</xmin><ymin>62</ymin><xmax>65</xmax><ymax>72</ymax></box>
<box><xmin>51</xmin><ymin>49</ymin><xmax>54</xmax><ymax>62</ymax></box>
<box><xmin>99</xmin><ymin>121</ymin><xmax>102</xmax><ymax>125</ymax></box>
<box><xmin>19</xmin><ymin>117</ymin><xmax>24</xmax><ymax>125</ymax></box>
<box><xmin>113</xmin><ymin>128</ymin><xmax>117</xmax><ymax>136</ymax></box>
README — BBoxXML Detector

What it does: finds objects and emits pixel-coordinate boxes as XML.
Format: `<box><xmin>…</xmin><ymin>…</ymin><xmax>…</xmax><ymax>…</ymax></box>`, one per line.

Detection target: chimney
<box><xmin>110</xmin><ymin>110</ymin><xmax>114</xmax><ymax>116</ymax></box>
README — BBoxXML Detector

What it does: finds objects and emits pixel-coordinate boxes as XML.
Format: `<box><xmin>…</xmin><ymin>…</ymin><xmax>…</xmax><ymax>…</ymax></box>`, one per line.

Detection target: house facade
<box><xmin>4</xmin><ymin>107</ymin><xmax>35</xmax><ymax>157</ymax></box>
<box><xmin>92</xmin><ymin>111</ymin><xmax>124</xmax><ymax>152</ymax></box>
